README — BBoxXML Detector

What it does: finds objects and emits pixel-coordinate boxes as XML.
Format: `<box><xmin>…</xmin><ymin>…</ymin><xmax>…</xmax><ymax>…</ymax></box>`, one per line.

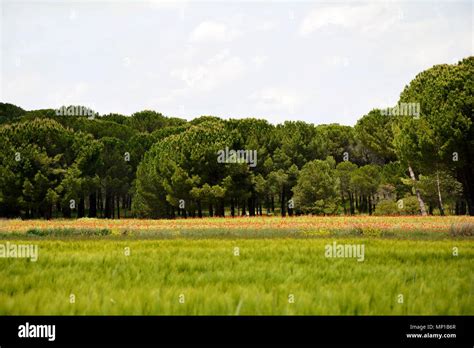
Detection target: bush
<box><xmin>374</xmin><ymin>200</ymin><xmax>399</xmax><ymax>215</ymax></box>
<box><xmin>399</xmin><ymin>196</ymin><xmax>420</xmax><ymax>215</ymax></box>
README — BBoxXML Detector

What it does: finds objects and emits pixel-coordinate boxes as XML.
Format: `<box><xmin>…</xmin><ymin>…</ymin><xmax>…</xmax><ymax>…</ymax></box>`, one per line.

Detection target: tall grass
<box><xmin>0</xmin><ymin>238</ymin><xmax>472</xmax><ymax>315</ymax></box>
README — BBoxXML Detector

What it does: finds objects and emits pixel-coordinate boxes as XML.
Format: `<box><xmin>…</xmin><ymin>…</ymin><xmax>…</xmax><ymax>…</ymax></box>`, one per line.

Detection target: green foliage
<box><xmin>399</xmin><ymin>196</ymin><xmax>421</xmax><ymax>215</ymax></box>
<box><xmin>292</xmin><ymin>157</ymin><xmax>339</xmax><ymax>214</ymax></box>
<box><xmin>134</xmin><ymin>120</ymin><xmax>233</xmax><ymax>217</ymax></box>
<box><xmin>355</xmin><ymin>109</ymin><xmax>396</xmax><ymax>163</ymax></box>
<box><xmin>393</xmin><ymin>57</ymin><xmax>473</xmax><ymax>214</ymax></box>
<box><xmin>374</xmin><ymin>199</ymin><xmax>399</xmax><ymax>215</ymax></box>
<box><xmin>0</xmin><ymin>102</ymin><xmax>26</xmax><ymax>124</ymax></box>
<box><xmin>0</xmin><ymin>56</ymin><xmax>472</xmax><ymax>218</ymax></box>
<box><xmin>317</xmin><ymin>124</ymin><xmax>360</xmax><ymax>163</ymax></box>
<box><xmin>418</xmin><ymin>171</ymin><xmax>463</xmax><ymax>211</ymax></box>
<box><xmin>126</xmin><ymin>110</ymin><xmax>185</xmax><ymax>133</ymax></box>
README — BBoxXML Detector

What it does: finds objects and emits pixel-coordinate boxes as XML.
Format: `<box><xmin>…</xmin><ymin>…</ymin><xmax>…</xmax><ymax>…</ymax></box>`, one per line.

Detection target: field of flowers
<box><xmin>0</xmin><ymin>215</ymin><xmax>472</xmax><ymax>235</ymax></box>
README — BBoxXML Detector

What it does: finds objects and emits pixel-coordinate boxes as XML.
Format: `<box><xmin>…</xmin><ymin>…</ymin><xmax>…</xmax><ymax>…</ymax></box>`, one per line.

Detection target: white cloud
<box><xmin>252</xmin><ymin>55</ymin><xmax>268</xmax><ymax>69</ymax></box>
<box><xmin>366</xmin><ymin>96</ymin><xmax>397</xmax><ymax>111</ymax></box>
<box><xmin>171</xmin><ymin>50</ymin><xmax>246</xmax><ymax>91</ymax></box>
<box><xmin>190</xmin><ymin>21</ymin><xmax>241</xmax><ymax>43</ymax></box>
<box><xmin>146</xmin><ymin>0</ymin><xmax>188</xmax><ymax>12</ymax></box>
<box><xmin>378</xmin><ymin>16</ymin><xmax>472</xmax><ymax>72</ymax></box>
<box><xmin>299</xmin><ymin>3</ymin><xmax>403</xmax><ymax>36</ymax></box>
<box><xmin>3</xmin><ymin>1</ymin><xmax>471</xmax><ymax>125</ymax></box>
<box><xmin>52</xmin><ymin>82</ymin><xmax>91</xmax><ymax>106</ymax></box>
<box><xmin>325</xmin><ymin>55</ymin><xmax>350</xmax><ymax>68</ymax></box>
<box><xmin>256</xmin><ymin>20</ymin><xmax>277</xmax><ymax>32</ymax></box>
<box><xmin>153</xmin><ymin>88</ymin><xmax>187</xmax><ymax>105</ymax></box>
<box><xmin>249</xmin><ymin>87</ymin><xmax>310</xmax><ymax>115</ymax></box>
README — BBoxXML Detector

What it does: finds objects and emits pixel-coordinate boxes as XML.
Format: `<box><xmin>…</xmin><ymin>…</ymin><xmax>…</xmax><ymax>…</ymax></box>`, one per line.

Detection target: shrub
<box><xmin>399</xmin><ymin>196</ymin><xmax>421</xmax><ymax>215</ymax></box>
<box><xmin>374</xmin><ymin>200</ymin><xmax>399</xmax><ymax>215</ymax></box>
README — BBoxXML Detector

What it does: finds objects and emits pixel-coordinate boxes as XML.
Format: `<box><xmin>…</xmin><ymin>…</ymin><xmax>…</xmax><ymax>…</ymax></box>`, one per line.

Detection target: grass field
<box><xmin>0</xmin><ymin>216</ymin><xmax>473</xmax><ymax>315</ymax></box>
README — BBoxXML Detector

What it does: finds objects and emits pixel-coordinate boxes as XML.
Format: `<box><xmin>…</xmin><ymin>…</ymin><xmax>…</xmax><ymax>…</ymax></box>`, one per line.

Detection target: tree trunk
<box><xmin>460</xmin><ymin>200</ymin><xmax>467</xmax><ymax>215</ymax></box>
<box><xmin>436</xmin><ymin>171</ymin><xmax>445</xmax><ymax>216</ymax></box>
<box><xmin>197</xmin><ymin>201</ymin><xmax>202</xmax><ymax>218</ymax></box>
<box><xmin>248</xmin><ymin>196</ymin><xmax>255</xmax><ymax>216</ymax></box>
<box><xmin>116</xmin><ymin>195</ymin><xmax>120</xmax><ymax>219</ymax></box>
<box><xmin>104</xmin><ymin>190</ymin><xmax>112</xmax><ymax>218</ymax></box>
<box><xmin>280</xmin><ymin>189</ymin><xmax>286</xmax><ymax>217</ymax></box>
<box><xmin>458</xmin><ymin>166</ymin><xmax>474</xmax><ymax>216</ymax></box>
<box><xmin>350</xmin><ymin>192</ymin><xmax>355</xmax><ymax>215</ymax></box>
<box><xmin>78</xmin><ymin>196</ymin><xmax>85</xmax><ymax>218</ymax></box>
<box><xmin>98</xmin><ymin>190</ymin><xmax>103</xmax><ymax>218</ymax></box>
<box><xmin>88</xmin><ymin>192</ymin><xmax>97</xmax><ymax>217</ymax></box>
<box><xmin>341</xmin><ymin>190</ymin><xmax>347</xmax><ymax>215</ymax></box>
<box><xmin>63</xmin><ymin>205</ymin><xmax>71</xmax><ymax>218</ymax></box>
<box><xmin>408</xmin><ymin>165</ymin><xmax>427</xmax><ymax>216</ymax></box>
<box><xmin>220</xmin><ymin>199</ymin><xmax>225</xmax><ymax>217</ymax></box>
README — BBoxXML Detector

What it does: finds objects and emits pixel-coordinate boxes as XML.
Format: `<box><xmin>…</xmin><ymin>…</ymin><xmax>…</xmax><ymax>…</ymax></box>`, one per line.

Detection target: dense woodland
<box><xmin>0</xmin><ymin>57</ymin><xmax>472</xmax><ymax>219</ymax></box>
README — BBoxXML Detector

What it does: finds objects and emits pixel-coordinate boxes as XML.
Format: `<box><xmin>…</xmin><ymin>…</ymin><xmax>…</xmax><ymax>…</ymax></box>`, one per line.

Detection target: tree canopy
<box><xmin>0</xmin><ymin>57</ymin><xmax>472</xmax><ymax>218</ymax></box>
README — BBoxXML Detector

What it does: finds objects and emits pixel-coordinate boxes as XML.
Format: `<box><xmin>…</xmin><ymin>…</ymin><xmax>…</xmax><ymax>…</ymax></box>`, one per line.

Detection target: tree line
<box><xmin>0</xmin><ymin>57</ymin><xmax>472</xmax><ymax>218</ymax></box>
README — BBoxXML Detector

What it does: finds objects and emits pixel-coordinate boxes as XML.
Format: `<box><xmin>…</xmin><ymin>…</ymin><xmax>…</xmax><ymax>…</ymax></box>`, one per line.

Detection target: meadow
<box><xmin>0</xmin><ymin>216</ymin><xmax>473</xmax><ymax>315</ymax></box>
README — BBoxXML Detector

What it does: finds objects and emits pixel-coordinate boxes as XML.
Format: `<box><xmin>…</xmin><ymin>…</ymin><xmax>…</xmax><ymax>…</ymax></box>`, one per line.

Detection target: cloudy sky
<box><xmin>1</xmin><ymin>0</ymin><xmax>472</xmax><ymax>125</ymax></box>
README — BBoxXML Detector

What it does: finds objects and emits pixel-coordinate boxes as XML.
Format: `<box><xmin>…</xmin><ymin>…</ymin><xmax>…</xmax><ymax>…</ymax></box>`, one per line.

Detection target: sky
<box><xmin>1</xmin><ymin>0</ymin><xmax>472</xmax><ymax>126</ymax></box>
